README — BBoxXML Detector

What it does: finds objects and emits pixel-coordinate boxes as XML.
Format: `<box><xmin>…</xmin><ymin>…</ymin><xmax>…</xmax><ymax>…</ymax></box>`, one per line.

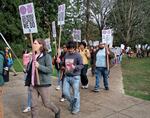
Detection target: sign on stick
<box><xmin>58</xmin><ymin>4</ymin><xmax>66</xmax><ymax>25</ymax></box>
<box><xmin>52</xmin><ymin>21</ymin><xmax>57</xmax><ymax>38</ymax></box>
<box><xmin>73</xmin><ymin>29</ymin><xmax>81</xmax><ymax>42</ymax></box>
<box><xmin>19</xmin><ymin>3</ymin><xmax>38</xmax><ymax>34</ymax></box>
<box><xmin>102</xmin><ymin>29</ymin><xmax>113</xmax><ymax>47</ymax></box>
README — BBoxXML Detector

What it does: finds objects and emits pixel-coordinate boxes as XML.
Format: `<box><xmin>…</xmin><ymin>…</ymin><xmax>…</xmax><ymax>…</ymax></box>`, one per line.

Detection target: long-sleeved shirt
<box><xmin>64</xmin><ymin>52</ymin><xmax>83</xmax><ymax>76</ymax></box>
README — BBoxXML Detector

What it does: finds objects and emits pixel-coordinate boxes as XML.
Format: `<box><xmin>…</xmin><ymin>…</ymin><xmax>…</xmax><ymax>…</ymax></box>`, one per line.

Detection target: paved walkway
<box><xmin>2</xmin><ymin>65</ymin><xmax>150</xmax><ymax>118</ymax></box>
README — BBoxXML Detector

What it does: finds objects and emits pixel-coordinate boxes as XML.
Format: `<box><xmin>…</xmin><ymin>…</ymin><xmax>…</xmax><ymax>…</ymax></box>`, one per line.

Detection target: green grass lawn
<box><xmin>13</xmin><ymin>58</ymin><xmax>23</xmax><ymax>72</ymax></box>
<box><xmin>121</xmin><ymin>57</ymin><xmax>150</xmax><ymax>101</ymax></box>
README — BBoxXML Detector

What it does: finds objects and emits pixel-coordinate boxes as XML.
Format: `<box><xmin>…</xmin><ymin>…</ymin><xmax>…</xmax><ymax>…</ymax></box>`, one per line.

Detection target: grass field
<box><xmin>121</xmin><ymin>57</ymin><xmax>150</xmax><ymax>101</ymax></box>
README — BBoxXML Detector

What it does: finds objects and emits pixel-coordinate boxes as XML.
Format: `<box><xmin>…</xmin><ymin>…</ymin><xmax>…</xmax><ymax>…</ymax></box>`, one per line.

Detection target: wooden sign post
<box><xmin>58</xmin><ymin>4</ymin><xmax>66</xmax><ymax>55</ymax></box>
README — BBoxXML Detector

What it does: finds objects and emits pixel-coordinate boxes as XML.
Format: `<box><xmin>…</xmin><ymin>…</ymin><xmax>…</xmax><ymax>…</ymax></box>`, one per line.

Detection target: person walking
<box><xmin>58</xmin><ymin>44</ymin><xmax>67</xmax><ymax>102</ymax></box>
<box><xmin>79</xmin><ymin>42</ymin><xmax>90</xmax><ymax>89</ymax></box>
<box><xmin>93</xmin><ymin>43</ymin><xmax>110</xmax><ymax>92</ymax></box>
<box><xmin>25</xmin><ymin>39</ymin><xmax>60</xmax><ymax>118</ymax></box>
<box><xmin>22</xmin><ymin>49</ymin><xmax>32</xmax><ymax>113</ymax></box>
<box><xmin>62</xmin><ymin>41</ymin><xmax>83</xmax><ymax>114</ymax></box>
<box><xmin>52</xmin><ymin>53</ymin><xmax>61</xmax><ymax>90</ymax></box>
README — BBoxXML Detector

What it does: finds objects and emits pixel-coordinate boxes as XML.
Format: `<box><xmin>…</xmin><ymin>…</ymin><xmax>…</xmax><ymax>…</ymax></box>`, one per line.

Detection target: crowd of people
<box><xmin>1</xmin><ymin>39</ymin><xmax>149</xmax><ymax>118</ymax></box>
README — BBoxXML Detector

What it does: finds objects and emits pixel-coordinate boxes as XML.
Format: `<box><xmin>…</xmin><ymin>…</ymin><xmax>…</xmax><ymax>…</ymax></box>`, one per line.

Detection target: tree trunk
<box><xmin>85</xmin><ymin>0</ymin><xmax>90</xmax><ymax>41</ymax></box>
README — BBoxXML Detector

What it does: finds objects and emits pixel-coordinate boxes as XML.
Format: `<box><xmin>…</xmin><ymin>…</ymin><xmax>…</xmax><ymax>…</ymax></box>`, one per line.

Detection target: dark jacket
<box><xmin>63</xmin><ymin>52</ymin><xmax>83</xmax><ymax>76</ymax></box>
<box><xmin>25</xmin><ymin>53</ymin><xmax>52</xmax><ymax>87</ymax></box>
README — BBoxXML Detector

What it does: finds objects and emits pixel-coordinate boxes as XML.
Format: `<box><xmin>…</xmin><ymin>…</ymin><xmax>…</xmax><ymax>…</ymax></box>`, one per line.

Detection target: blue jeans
<box><xmin>95</xmin><ymin>67</ymin><xmax>109</xmax><ymax>90</ymax></box>
<box><xmin>27</xmin><ymin>87</ymin><xmax>31</xmax><ymax>107</ymax></box>
<box><xmin>63</xmin><ymin>76</ymin><xmax>80</xmax><ymax>112</ymax></box>
<box><xmin>56</xmin><ymin>70</ymin><xmax>61</xmax><ymax>86</ymax></box>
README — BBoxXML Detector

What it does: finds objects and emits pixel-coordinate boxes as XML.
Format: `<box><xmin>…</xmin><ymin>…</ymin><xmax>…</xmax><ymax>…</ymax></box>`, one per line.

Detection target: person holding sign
<box><xmin>93</xmin><ymin>43</ymin><xmax>110</xmax><ymax>92</ymax></box>
<box><xmin>25</xmin><ymin>39</ymin><xmax>60</xmax><ymax>118</ymax></box>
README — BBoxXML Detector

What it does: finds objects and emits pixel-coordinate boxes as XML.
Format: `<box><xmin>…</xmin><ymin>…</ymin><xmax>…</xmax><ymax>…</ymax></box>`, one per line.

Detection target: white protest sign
<box><xmin>52</xmin><ymin>21</ymin><xmax>56</xmax><ymax>38</ymax></box>
<box><xmin>45</xmin><ymin>38</ymin><xmax>52</xmax><ymax>52</ymax></box>
<box><xmin>121</xmin><ymin>44</ymin><xmax>125</xmax><ymax>49</ymax></box>
<box><xmin>73</xmin><ymin>29</ymin><xmax>81</xmax><ymax>42</ymax></box>
<box><xmin>102</xmin><ymin>29</ymin><xmax>113</xmax><ymax>47</ymax></box>
<box><xmin>58</xmin><ymin>4</ymin><xmax>65</xmax><ymax>25</ymax></box>
<box><xmin>19</xmin><ymin>3</ymin><xmax>38</xmax><ymax>34</ymax></box>
<box><xmin>138</xmin><ymin>44</ymin><xmax>141</xmax><ymax>48</ymax></box>
<box><xmin>89</xmin><ymin>40</ymin><xmax>93</xmax><ymax>46</ymax></box>
<box><xmin>93</xmin><ymin>41</ymin><xmax>99</xmax><ymax>46</ymax></box>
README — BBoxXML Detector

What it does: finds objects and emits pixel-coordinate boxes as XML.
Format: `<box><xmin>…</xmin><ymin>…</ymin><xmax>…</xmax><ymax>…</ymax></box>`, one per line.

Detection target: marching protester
<box><xmin>58</xmin><ymin>44</ymin><xmax>68</xmax><ymax>102</ymax></box>
<box><xmin>3</xmin><ymin>47</ymin><xmax>12</xmax><ymax>82</ymax></box>
<box><xmin>79</xmin><ymin>42</ymin><xmax>90</xmax><ymax>89</ymax></box>
<box><xmin>4</xmin><ymin>47</ymin><xmax>17</xmax><ymax>77</ymax></box>
<box><xmin>93</xmin><ymin>43</ymin><xmax>110</xmax><ymax>92</ymax></box>
<box><xmin>25</xmin><ymin>39</ymin><xmax>60</xmax><ymax>118</ymax></box>
<box><xmin>22</xmin><ymin>49</ymin><xmax>32</xmax><ymax>113</ymax></box>
<box><xmin>62</xmin><ymin>41</ymin><xmax>83</xmax><ymax>114</ymax></box>
<box><xmin>52</xmin><ymin>53</ymin><xmax>61</xmax><ymax>90</ymax></box>
<box><xmin>90</xmin><ymin>46</ymin><xmax>96</xmax><ymax>76</ymax></box>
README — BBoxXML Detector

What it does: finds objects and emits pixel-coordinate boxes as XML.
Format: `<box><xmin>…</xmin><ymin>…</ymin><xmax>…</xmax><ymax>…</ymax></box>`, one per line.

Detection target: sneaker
<box><xmin>13</xmin><ymin>73</ymin><xmax>17</xmax><ymax>76</ymax></box>
<box><xmin>23</xmin><ymin>107</ymin><xmax>31</xmax><ymax>113</ymax></box>
<box><xmin>92</xmin><ymin>89</ymin><xmax>100</xmax><ymax>92</ymax></box>
<box><xmin>72</xmin><ymin>110</ymin><xmax>80</xmax><ymax>115</ymax></box>
<box><xmin>60</xmin><ymin>98</ymin><xmax>66</xmax><ymax>102</ymax></box>
<box><xmin>81</xmin><ymin>86</ymin><xmax>85</xmax><ymax>89</ymax></box>
<box><xmin>84</xmin><ymin>84</ymin><xmax>88</xmax><ymax>89</ymax></box>
<box><xmin>105</xmin><ymin>87</ymin><xmax>109</xmax><ymax>90</ymax></box>
<box><xmin>56</xmin><ymin>86</ymin><xmax>61</xmax><ymax>90</ymax></box>
<box><xmin>55</xmin><ymin>108</ymin><xmax>60</xmax><ymax>118</ymax></box>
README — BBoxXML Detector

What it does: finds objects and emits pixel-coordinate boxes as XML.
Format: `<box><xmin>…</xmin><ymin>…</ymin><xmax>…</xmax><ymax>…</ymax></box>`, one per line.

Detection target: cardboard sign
<box><xmin>45</xmin><ymin>38</ymin><xmax>52</xmax><ymax>52</ymax></box>
<box><xmin>73</xmin><ymin>29</ymin><xmax>81</xmax><ymax>42</ymax></box>
<box><xmin>89</xmin><ymin>40</ymin><xmax>93</xmax><ymax>46</ymax></box>
<box><xmin>102</xmin><ymin>29</ymin><xmax>113</xmax><ymax>47</ymax></box>
<box><xmin>19</xmin><ymin>3</ymin><xmax>38</xmax><ymax>34</ymax></box>
<box><xmin>58</xmin><ymin>4</ymin><xmax>65</xmax><ymax>25</ymax></box>
<box><xmin>52</xmin><ymin>21</ymin><xmax>56</xmax><ymax>38</ymax></box>
<box><xmin>121</xmin><ymin>44</ymin><xmax>125</xmax><ymax>49</ymax></box>
<box><xmin>93</xmin><ymin>41</ymin><xmax>99</xmax><ymax>46</ymax></box>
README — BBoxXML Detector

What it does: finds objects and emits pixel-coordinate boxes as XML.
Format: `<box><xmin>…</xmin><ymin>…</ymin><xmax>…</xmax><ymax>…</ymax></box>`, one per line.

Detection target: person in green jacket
<box><xmin>26</xmin><ymin>39</ymin><xmax>60</xmax><ymax>118</ymax></box>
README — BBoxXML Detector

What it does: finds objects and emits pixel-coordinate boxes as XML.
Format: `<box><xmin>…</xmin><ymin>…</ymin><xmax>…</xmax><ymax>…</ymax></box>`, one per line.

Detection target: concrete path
<box><xmin>2</xmin><ymin>65</ymin><xmax>150</xmax><ymax>118</ymax></box>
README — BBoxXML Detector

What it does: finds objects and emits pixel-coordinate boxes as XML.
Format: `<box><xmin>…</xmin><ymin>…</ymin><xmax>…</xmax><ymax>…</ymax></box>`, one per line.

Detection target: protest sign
<box><xmin>19</xmin><ymin>3</ymin><xmax>37</xmax><ymax>34</ymax></box>
<box><xmin>52</xmin><ymin>21</ymin><xmax>56</xmax><ymax>38</ymax></box>
<box><xmin>73</xmin><ymin>29</ymin><xmax>81</xmax><ymax>42</ymax></box>
<box><xmin>58</xmin><ymin>4</ymin><xmax>66</xmax><ymax>51</ymax></box>
<box><xmin>19</xmin><ymin>3</ymin><xmax>39</xmax><ymax>85</ymax></box>
<box><xmin>58</xmin><ymin>4</ymin><xmax>65</xmax><ymax>26</ymax></box>
<box><xmin>102</xmin><ymin>29</ymin><xmax>113</xmax><ymax>47</ymax></box>
<box><xmin>93</xmin><ymin>41</ymin><xmax>99</xmax><ymax>47</ymax></box>
<box><xmin>45</xmin><ymin>38</ymin><xmax>52</xmax><ymax>53</ymax></box>
<box><xmin>121</xmin><ymin>44</ymin><xmax>125</xmax><ymax>49</ymax></box>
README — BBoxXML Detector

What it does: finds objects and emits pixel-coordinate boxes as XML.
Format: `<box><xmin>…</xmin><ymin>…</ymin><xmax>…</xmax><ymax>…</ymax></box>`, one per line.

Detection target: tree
<box><xmin>90</xmin><ymin>0</ymin><xmax>113</xmax><ymax>39</ymax></box>
<box><xmin>106</xmin><ymin>0</ymin><xmax>150</xmax><ymax>46</ymax></box>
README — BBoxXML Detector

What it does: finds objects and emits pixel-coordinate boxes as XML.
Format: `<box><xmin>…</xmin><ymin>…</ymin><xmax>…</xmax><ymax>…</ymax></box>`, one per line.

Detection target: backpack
<box><xmin>0</xmin><ymin>51</ymin><xmax>5</xmax><ymax>67</ymax></box>
<box><xmin>5</xmin><ymin>51</ymin><xmax>13</xmax><ymax>68</ymax></box>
